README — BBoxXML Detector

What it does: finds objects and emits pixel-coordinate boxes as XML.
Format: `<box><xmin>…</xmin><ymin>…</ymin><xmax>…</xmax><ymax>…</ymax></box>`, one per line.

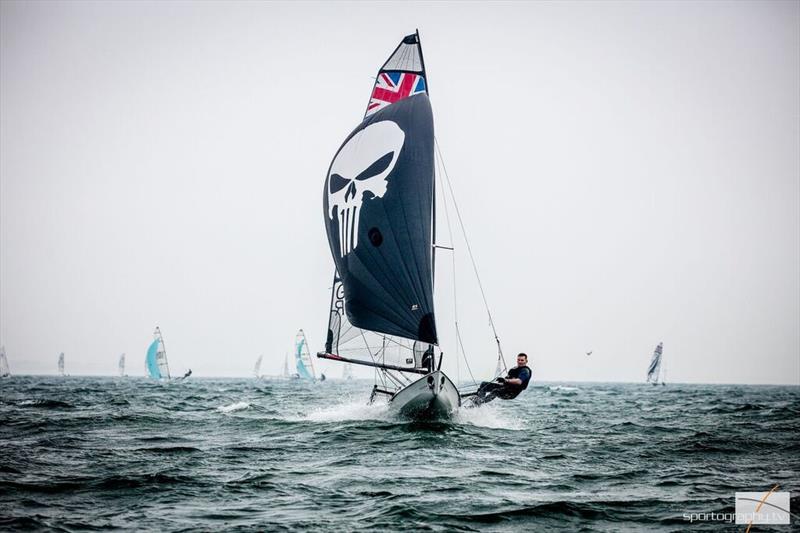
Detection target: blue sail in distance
<box><xmin>294</xmin><ymin>330</ymin><xmax>315</xmax><ymax>381</ymax></box>
<box><xmin>146</xmin><ymin>339</ymin><xmax>161</xmax><ymax>379</ymax></box>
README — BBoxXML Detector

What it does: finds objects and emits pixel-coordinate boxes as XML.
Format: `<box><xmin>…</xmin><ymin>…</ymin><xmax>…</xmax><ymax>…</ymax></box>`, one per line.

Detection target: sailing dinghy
<box><xmin>58</xmin><ymin>352</ymin><xmax>66</xmax><ymax>376</ymax></box>
<box><xmin>295</xmin><ymin>329</ymin><xmax>325</xmax><ymax>381</ymax></box>
<box><xmin>145</xmin><ymin>327</ymin><xmax>178</xmax><ymax>380</ymax></box>
<box><xmin>118</xmin><ymin>353</ymin><xmax>126</xmax><ymax>377</ymax></box>
<box><xmin>254</xmin><ymin>354</ymin><xmax>263</xmax><ymax>379</ymax></box>
<box><xmin>318</xmin><ymin>31</ymin><xmax>477</xmax><ymax>419</ymax></box>
<box><xmin>646</xmin><ymin>342</ymin><xmax>664</xmax><ymax>386</ymax></box>
<box><xmin>0</xmin><ymin>346</ymin><xmax>10</xmax><ymax>378</ymax></box>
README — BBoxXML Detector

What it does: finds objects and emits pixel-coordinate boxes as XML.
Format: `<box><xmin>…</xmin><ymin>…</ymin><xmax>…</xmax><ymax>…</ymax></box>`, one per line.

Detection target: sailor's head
<box><xmin>516</xmin><ymin>353</ymin><xmax>528</xmax><ymax>366</ymax></box>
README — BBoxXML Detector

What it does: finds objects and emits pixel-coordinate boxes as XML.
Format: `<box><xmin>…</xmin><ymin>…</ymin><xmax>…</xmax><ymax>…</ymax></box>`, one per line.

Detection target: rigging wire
<box><xmin>435</xmin><ymin>138</ymin><xmax>507</xmax><ymax>375</ymax></box>
<box><xmin>435</xmin><ymin>142</ymin><xmax>478</xmax><ymax>386</ymax></box>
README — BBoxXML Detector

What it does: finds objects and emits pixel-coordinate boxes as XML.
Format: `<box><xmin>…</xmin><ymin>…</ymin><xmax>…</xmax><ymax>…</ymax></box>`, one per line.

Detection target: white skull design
<box><xmin>328</xmin><ymin>120</ymin><xmax>405</xmax><ymax>257</ymax></box>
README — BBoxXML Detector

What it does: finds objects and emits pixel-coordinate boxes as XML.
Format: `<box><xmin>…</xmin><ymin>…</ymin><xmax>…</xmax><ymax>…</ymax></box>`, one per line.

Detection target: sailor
<box><xmin>474</xmin><ymin>353</ymin><xmax>532</xmax><ymax>405</ymax></box>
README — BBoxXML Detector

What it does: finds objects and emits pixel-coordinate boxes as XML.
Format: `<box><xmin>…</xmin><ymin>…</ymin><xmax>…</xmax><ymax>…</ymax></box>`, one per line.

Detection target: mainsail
<box><xmin>294</xmin><ymin>329</ymin><xmax>316</xmax><ymax>381</ymax></box>
<box><xmin>325</xmin><ymin>273</ymin><xmax>424</xmax><ymax>371</ymax></box>
<box><xmin>323</xmin><ymin>31</ymin><xmax>437</xmax><ymax>346</ymax></box>
<box><xmin>0</xmin><ymin>346</ymin><xmax>10</xmax><ymax>377</ymax></box>
<box><xmin>118</xmin><ymin>353</ymin><xmax>126</xmax><ymax>377</ymax></box>
<box><xmin>58</xmin><ymin>352</ymin><xmax>65</xmax><ymax>376</ymax></box>
<box><xmin>646</xmin><ymin>342</ymin><xmax>663</xmax><ymax>384</ymax></box>
<box><xmin>145</xmin><ymin>327</ymin><xmax>170</xmax><ymax>380</ymax></box>
<box><xmin>282</xmin><ymin>353</ymin><xmax>290</xmax><ymax>378</ymax></box>
<box><xmin>254</xmin><ymin>355</ymin><xmax>263</xmax><ymax>378</ymax></box>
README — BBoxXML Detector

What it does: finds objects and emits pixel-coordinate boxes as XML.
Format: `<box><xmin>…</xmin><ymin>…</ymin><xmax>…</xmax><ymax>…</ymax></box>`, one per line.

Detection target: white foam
<box><xmin>217</xmin><ymin>401</ymin><xmax>250</xmax><ymax>413</ymax></box>
<box><xmin>453</xmin><ymin>403</ymin><xmax>526</xmax><ymax>430</ymax></box>
<box><xmin>548</xmin><ymin>385</ymin><xmax>579</xmax><ymax>393</ymax></box>
<box><xmin>299</xmin><ymin>397</ymin><xmax>391</xmax><ymax>423</ymax></box>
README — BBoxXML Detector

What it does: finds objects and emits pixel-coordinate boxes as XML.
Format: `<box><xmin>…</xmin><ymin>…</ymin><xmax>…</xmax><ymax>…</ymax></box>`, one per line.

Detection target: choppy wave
<box><xmin>0</xmin><ymin>377</ymin><xmax>797</xmax><ymax>531</ymax></box>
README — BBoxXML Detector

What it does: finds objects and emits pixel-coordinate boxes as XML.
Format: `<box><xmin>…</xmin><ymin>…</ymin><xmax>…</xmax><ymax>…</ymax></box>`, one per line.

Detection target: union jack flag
<box><xmin>366</xmin><ymin>71</ymin><xmax>427</xmax><ymax>116</ymax></box>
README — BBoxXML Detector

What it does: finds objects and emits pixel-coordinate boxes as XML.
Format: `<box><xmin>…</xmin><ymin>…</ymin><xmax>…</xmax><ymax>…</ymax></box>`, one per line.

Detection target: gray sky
<box><xmin>1</xmin><ymin>1</ymin><xmax>798</xmax><ymax>384</ymax></box>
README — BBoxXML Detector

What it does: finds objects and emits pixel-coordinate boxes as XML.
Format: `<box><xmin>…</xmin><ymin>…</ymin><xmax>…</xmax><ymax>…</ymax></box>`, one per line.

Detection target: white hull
<box><xmin>388</xmin><ymin>370</ymin><xmax>461</xmax><ymax>419</ymax></box>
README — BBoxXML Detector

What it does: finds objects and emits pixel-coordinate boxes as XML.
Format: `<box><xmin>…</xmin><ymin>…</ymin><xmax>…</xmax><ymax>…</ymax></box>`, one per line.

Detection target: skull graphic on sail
<box><xmin>327</xmin><ymin>120</ymin><xmax>405</xmax><ymax>257</ymax></box>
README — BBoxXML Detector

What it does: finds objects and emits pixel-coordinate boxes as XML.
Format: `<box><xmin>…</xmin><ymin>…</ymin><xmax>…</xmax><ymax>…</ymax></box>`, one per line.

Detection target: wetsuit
<box><xmin>474</xmin><ymin>365</ymin><xmax>532</xmax><ymax>404</ymax></box>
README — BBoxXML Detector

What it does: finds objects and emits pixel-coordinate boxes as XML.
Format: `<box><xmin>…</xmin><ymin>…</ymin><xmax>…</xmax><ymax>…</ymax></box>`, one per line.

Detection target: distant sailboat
<box><xmin>342</xmin><ymin>364</ymin><xmax>353</xmax><ymax>380</ymax></box>
<box><xmin>118</xmin><ymin>353</ymin><xmax>126</xmax><ymax>377</ymax></box>
<box><xmin>254</xmin><ymin>355</ymin><xmax>263</xmax><ymax>379</ymax></box>
<box><xmin>58</xmin><ymin>352</ymin><xmax>65</xmax><ymax>376</ymax></box>
<box><xmin>294</xmin><ymin>329</ymin><xmax>316</xmax><ymax>381</ymax></box>
<box><xmin>0</xmin><ymin>346</ymin><xmax>10</xmax><ymax>378</ymax></box>
<box><xmin>145</xmin><ymin>327</ymin><xmax>171</xmax><ymax>380</ymax></box>
<box><xmin>646</xmin><ymin>342</ymin><xmax>664</xmax><ymax>386</ymax></box>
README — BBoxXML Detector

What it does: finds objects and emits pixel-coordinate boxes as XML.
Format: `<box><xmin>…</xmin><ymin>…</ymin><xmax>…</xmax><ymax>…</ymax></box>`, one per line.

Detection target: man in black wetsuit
<box><xmin>473</xmin><ymin>353</ymin><xmax>532</xmax><ymax>405</ymax></box>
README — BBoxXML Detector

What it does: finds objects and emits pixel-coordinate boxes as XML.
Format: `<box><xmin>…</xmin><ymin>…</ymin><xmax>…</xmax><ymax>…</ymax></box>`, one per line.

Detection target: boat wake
<box><xmin>453</xmin><ymin>403</ymin><xmax>526</xmax><ymax>431</ymax></box>
<box><xmin>293</xmin><ymin>397</ymin><xmax>390</xmax><ymax>423</ymax></box>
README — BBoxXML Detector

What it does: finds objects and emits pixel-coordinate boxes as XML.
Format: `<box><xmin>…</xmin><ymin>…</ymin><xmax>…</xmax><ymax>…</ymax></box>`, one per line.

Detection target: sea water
<box><xmin>1</xmin><ymin>377</ymin><xmax>798</xmax><ymax>531</ymax></box>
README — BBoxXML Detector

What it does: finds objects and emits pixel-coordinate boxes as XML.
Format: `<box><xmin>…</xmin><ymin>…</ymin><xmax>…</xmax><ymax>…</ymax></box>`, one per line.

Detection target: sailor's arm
<box><xmin>504</xmin><ymin>377</ymin><xmax>522</xmax><ymax>386</ymax></box>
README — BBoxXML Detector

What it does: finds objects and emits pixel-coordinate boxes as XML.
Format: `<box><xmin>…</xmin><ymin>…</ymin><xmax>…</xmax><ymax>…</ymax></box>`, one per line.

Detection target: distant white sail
<box><xmin>118</xmin><ymin>353</ymin><xmax>126</xmax><ymax>377</ymax></box>
<box><xmin>254</xmin><ymin>355</ymin><xmax>263</xmax><ymax>378</ymax></box>
<box><xmin>294</xmin><ymin>329</ymin><xmax>316</xmax><ymax>381</ymax></box>
<box><xmin>0</xmin><ymin>346</ymin><xmax>10</xmax><ymax>377</ymax></box>
<box><xmin>282</xmin><ymin>353</ymin><xmax>290</xmax><ymax>378</ymax></box>
<box><xmin>342</xmin><ymin>363</ymin><xmax>353</xmax><ymax>380</ymax></box>
<box><xmin>145</xmin><ymin>327</ymin><xmax>170</xmax><ymax>380</ymax></box>
<box><xmin>58</xmin><ymin>352</ymin><xmax>65</xmax><ymax>376</ymax></box>
<box><xmin>646</xmin><ymin>342</ymin><xmax>663</xmax><ymax>384</ymax></box>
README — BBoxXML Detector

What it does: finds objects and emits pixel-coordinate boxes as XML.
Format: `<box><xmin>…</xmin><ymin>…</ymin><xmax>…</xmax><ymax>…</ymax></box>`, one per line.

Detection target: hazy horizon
<box><xmin>2</xmin><ymin>1</ymin><xmax>798</xmax><ymax>385</ymax></box>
